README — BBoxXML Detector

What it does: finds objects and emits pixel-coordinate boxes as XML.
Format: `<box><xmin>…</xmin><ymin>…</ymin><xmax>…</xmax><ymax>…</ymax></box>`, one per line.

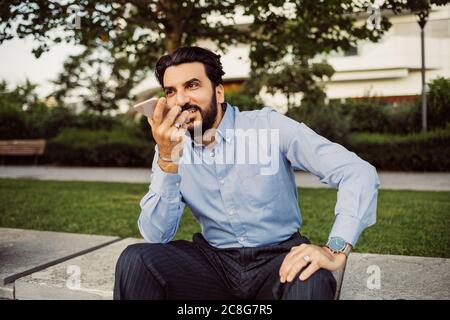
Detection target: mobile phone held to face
<box><xmin>133</xmin><ymin>98</ymin><xmax>159</xmax><ymax>118</ymax></box>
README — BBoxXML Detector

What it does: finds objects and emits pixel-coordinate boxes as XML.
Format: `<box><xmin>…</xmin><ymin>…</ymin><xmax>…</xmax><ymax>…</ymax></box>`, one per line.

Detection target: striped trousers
<box><xmin>113</xmin><ymin>232</ymin><xmax>336</xmax><ymax>300</ymax></box>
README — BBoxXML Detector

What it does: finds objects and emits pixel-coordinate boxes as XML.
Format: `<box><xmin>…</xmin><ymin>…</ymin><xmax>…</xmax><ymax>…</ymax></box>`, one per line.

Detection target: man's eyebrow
<box><xmin>163</xmin><ymin>78</ymin><xmax>201</xmax><ymax>92</ymax></box>
<box><xmin>184</xmin><ymin>78</ymin><xmax>201</xmax><ymax>86</ymax></box>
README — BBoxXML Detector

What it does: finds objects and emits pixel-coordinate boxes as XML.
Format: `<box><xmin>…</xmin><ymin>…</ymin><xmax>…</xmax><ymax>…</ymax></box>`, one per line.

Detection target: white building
<box><xmin>133</xmin><ymin>4</ymin><xmax>450</xmax><ymax>109</ymax></box>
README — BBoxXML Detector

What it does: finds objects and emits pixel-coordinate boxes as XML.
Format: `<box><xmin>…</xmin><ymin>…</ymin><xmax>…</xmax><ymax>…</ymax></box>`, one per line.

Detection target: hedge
<box><xmin>346</xmin><ymin>127</ymin><xmax>450</xmax><ymax>171</ymax></box>
<box><xmin>41</xmin><ymin>128</ymin><xmax>154</xmax><ymax>167</ymax></box>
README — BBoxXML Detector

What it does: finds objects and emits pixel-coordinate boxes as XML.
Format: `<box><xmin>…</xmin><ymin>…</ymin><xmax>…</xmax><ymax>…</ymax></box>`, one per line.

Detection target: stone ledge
<box><xmin>5</xmin><ymin>230</ymin><xmax>449</xmax><ymax>300</ymax></box>
<box><xmin>340</xmin><ymin>253</ymin><xmax>450</xmax><ymax>300</ymax></box>
<box><xmin>15</xmin><ymin>238</ymin><xmax>144</xmax><ymax>300</ymax></box>
<box><xmin>0</xmin><ymin>227</ymin><xmax>120</xmax><ymax>299</ymax></box>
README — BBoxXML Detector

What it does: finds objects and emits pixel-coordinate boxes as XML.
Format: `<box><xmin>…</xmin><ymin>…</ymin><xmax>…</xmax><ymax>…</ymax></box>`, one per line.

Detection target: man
<box><xmin>114</xmin><ymin>46</ymin><xmax>380</xmax><ymax>300</ymax></box>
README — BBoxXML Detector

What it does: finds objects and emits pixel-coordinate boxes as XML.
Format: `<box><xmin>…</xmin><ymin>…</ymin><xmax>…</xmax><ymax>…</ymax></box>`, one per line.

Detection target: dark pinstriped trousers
<box><xmin>113</xmin><ymin>232</ymin><xmax>336</xmax><ymax>300</ymax></box>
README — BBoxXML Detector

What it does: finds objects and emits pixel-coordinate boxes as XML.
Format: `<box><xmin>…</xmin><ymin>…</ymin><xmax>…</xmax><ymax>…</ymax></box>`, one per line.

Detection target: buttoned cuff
<box><xmin>329</xmin><ymin>214</ymin><xmax>367</xmax><ymax>247</ymax></box>
<box><xmin>150</xmin><ymin>162</ymin><xmax>181</xmax><ymax>199</ymax></box>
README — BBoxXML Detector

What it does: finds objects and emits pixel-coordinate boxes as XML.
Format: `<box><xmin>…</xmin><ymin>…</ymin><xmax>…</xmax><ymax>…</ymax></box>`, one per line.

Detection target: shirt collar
<box><xmin>190</xmin><ymin>102</ymin><xmax>234</xmax><ymax>148</ymax></box>
<box><xmin>216</xmin><ymin>102</ymin><xmax>234</xmax><ymax>144</ymax></box>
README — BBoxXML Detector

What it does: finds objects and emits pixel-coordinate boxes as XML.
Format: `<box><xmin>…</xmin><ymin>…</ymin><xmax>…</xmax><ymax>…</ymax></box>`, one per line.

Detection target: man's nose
<box><xmin>175</xmin><ymin>91</ymin><xmax>190</xmax><ymax>107</ymax></box>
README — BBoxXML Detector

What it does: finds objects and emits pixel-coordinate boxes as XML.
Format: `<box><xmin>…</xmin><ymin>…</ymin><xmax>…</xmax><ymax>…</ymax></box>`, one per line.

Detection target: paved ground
<box><xmin>0</xmin><ymin>228</ymin><xmax>120</xmax><ymax>299</ymax></box>
<box><xmin>1</xmin><ymin>228</ymin><xmax>448</xmax><ymax>300</ymax></box>
<box><xmin>1</xmin><ymin>165</ymin><xmax>449</xmax><ymax>191</ymax></box>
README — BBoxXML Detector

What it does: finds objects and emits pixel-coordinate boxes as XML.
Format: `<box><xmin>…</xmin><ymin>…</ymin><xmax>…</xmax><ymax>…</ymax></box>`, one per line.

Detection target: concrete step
<box><xmin>15</xmin><ymin>238</ymin><xmax>144</xmax><ymax>300</ymax></box>
<box><xmin>340</xmin><ymin>252</ymin><xmax>450</xmax><ymax>300</ymax></box>
<box><xmin>2</xmin><ymin>228</ymin><xmax>448</xmax><ymax>300</ymax></box>
<box><xmin>11</xmin><ymin>235</ymin><xmax>450</xmax><ymax>300</ymax></box>
<box><xmin>0</xmin><ymin>227</ymin><xmax>120</xmax><ymax>299</ymax></box>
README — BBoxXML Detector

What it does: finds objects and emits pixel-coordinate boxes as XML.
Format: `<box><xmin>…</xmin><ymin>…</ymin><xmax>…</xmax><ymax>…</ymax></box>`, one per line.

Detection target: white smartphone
<box><xmin>133</xmin><ymin>97</ymin><xmax>160</xmax><ymax>118</ymax></box>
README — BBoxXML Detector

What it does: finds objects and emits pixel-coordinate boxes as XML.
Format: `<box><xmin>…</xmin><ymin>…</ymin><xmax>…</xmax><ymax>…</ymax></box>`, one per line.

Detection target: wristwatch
<box><xmin>325</xmin><ymin>237</ymin><xmax>352</xmax><ymax>257</ymax></box>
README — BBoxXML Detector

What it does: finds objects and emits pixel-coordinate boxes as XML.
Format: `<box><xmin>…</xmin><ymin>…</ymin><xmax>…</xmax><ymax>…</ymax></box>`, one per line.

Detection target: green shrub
<box><xmin>346</xmin><ymin>126</ymin><xmax>450</xmax><ymax>171</ymax></box>
<box><xmin>331</xmin><ymin>98</ymin><xmax>423</xmax><ymax>135</ymax></box>
<box><xmin>136</xmin><ymin>114</ymin><xmax>154</xmax><ymax>142</ymax></box>
<box><xmin>44</xmin><ymin>128</ymin><xmax>154</xmax><ymax>167</ymax></box>
<box><xmin>72</xmin><ymin>112</ymin><xmax>122</xmax><ymax>131</ymax></box>
<box><xmin>333</xmin><ymin>77</ymin><xmax>450</xmax><ymax>135</ymax></box>
<box><xmin>428</xmin><ymin>77</ymin><xmax>450</xmax><ymax>130</ymax></box>
<box><xmin>0</xmin><ymin>103</ymin><xmax>28</xmax><ymax>139</ymax></box>
<box><xmin>29</xmin><ymin>108</ymin><xmax>123</xmax><ymax>139</ymax></box>
<box><xmin>286</xmin><ymin>103</ymin><xmax>350</xmax><ymax>144</ymax></box>
<box><xmin>384</xmin><ymin>100</ymin><xmax>421</xmax><ymax>134</ymax></box>
<box><xmin>333</xmin><ymin>99</ymin><xmax>391</xmax><ymax>133</ymax></box>
<box><xmin>225</xmin><ymin>92</ymin><xmax>264</xmax><ymax>112</ymax></box>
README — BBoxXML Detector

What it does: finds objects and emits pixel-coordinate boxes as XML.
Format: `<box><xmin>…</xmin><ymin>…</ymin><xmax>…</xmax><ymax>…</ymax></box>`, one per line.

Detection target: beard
<box><xmin>181</xmin><ymin>90</ymin><xmax>218</xmax><ymax>139</ymax></box>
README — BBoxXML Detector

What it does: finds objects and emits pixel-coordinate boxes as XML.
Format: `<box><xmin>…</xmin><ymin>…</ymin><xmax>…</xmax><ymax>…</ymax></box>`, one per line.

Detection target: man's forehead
<box><xmin>163</xmin><ymin>62</ymin><xmax>207</xmax><ymax>87</ymax></box>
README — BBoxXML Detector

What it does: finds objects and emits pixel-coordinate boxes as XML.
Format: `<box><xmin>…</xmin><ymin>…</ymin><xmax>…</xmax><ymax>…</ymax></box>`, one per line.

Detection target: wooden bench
<box><xmin>0</xmin><ymin>139</ymin><xmax>46</xmax><ymax>165</ymax></box>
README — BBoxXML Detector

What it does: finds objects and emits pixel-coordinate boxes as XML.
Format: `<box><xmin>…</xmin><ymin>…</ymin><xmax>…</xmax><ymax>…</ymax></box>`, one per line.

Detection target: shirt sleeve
<box><xmin>268</xmin><ymin>108</ymin><xmax>381</xmax><ymax>246</ymax></box>
<box><xmin>137</xmin><ymin>145</ymin><xmax>186</xmax><ymax>243</ymax></box>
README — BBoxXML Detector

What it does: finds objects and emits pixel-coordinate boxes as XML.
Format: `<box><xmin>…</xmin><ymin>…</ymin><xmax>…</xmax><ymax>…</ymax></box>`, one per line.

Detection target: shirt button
<box><xmin>210</xmin><ymin>150</ymin><xmax>215</xmax><ymax>157</ymax></box>
<box><xmin>175</xmin><ymin>182</ymin><xmax>180</xmax><ymax>187</ymax></box>
<box><xmin>219</xmin><ymin>179</ymin><xmax>224</xmax><ymax>185</ymax></box>
<box><xmin>228</xmin><ymin>210</ymin><xmax>235</xmax><ymax>216</ymax></box>
<box><xmin>238</xmin><ymin>237</ymin><xmax>245</xmax><ymax>242</ymax></box>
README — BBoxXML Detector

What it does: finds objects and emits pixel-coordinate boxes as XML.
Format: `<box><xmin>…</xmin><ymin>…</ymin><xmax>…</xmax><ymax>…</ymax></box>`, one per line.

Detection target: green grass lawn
<box><xmin>1</xmin><ymin>178</ymin><xmax>449</xmax><ymax>258</ymax></box>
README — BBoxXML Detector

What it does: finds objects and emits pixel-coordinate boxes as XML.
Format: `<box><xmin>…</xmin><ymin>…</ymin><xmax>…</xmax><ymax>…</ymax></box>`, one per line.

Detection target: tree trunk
<box><xmin>165</xmin><ymin>31</ymin><xmax>182</xmax><ymax>54</ymax></box>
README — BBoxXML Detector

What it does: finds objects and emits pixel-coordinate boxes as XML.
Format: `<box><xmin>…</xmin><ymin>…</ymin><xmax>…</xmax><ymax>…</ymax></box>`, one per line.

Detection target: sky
<box><xmin>0</xmin><ymin>37</ymin><xmax>251</xmax><ymax>103</ymax></box>
<box><xmin>0</xmin><ymin>37</ymin><xmax>83</xmax><ymax>98</ymax></box>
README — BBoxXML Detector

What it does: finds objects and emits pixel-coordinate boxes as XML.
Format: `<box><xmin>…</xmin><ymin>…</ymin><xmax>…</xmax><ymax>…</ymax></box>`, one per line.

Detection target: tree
<box><xmin>0</xmin><ymin>79</ymin><xmax>40</xmax><ymax>110</ymax></box>
<box><xmin>242</xmin><ymin>0</ymin><xmax>393</xmax><ymax>110</ymax></box>
<box><xmin>427</xmin><ymin>77</ymin><xmax>450</xmax><ymax>130</ymax></box>
<box><xmin>263</xmin><ymin>59</ymin><xmax>334</xmax><ymax>108</ymax></box>
<box><xmin>3</xmin><ymin>1</ymin><xmax>447</xmax><ymax>115</ymax></box>
<box><xmin>387</xmin><ymin>0</ymin><xmax>450</xmax><ymax>132</ymax></box>
<box><xmin>0</xmin><ymin>0</ymin><xmax>243</xmax><ymax>113</ymax></box>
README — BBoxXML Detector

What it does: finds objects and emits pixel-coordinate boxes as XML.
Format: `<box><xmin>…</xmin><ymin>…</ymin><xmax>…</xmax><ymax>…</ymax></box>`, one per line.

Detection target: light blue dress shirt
<box><xmin>138</xmin><ymin>104</ymin><xmax>380</xmax><ymax>248</ymax></box>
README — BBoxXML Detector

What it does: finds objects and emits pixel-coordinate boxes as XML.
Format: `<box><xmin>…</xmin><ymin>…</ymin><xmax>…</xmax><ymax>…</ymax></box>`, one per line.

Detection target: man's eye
<box><xmin>187</xmin><ymin>82</ymin><xmax>199</xmax><ymax>89</ymax></box>
<box><xmin>165</xmin><ymin>90</ymin><xmax>174</xmax><ymax>96</ymax></box>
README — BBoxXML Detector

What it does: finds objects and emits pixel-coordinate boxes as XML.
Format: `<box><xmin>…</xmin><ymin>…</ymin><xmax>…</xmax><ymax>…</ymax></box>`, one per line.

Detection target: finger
<box><xmin>168</xmin><ymin>112</ymin><xmax>189</xmax><ymax>141</ymax></box>
<box><xmin>168</xmin><ymin>125</ymin><xmax>187</xmax><ymax>143</ymax></box>
<box><xmin>160</xmin><ymin>105</ymin><xmax>182</xmax><ymax>130</ymax></box>
<box><xmin>299</xmin><ymin>262</ymin><xmax>320</xmax><ymax>281</ymax></box>
<box><xmin>279</xmin><ymin>245</ymin><xmax>308</xmax><ymax>277</ymax></box>
<box><xmin>285</xmin><ymin>255</ymin><xmax>311</xmax><ymax>282</ymax></box>
<box><xmin>166</xmin><ymin>111</ymin><xmax>189</xmax><ymax>141</ymax></box>
<box><xmin>283</xmin><ymin>254</ymin><xmax>311</xmax><ymax>283</ymax></box>
<box><xmin>152</xmin><ymin>97</ymin><xmax>167</xmax><ymax>125</ymax></box>
<box><xmin>173</xmin><ymin>110</ymin><xmax>190</xmax><ymax>127</ymax></box>
<box><xmin>279</xmin><ymin>254</ymin><xmax>293</xmax><ymax>278</ymax></box>
<box><xmin>280</xmin><ymin>250</ymin><xmax>310</xmax><ymax>283</ymax></box>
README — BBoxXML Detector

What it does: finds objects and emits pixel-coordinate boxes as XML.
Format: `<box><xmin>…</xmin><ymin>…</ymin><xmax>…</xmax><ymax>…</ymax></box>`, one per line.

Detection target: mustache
<box><xmin>180</xmin><ymin>103</ymin><xmax>201</xmax><ymax>112</ymax></box>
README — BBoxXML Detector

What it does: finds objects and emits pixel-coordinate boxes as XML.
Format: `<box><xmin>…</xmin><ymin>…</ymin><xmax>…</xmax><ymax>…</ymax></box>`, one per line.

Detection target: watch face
<box><xmin>329</xmin><ymin>237</ymin><xmax>346</xmax><ymax>252</ymax></box>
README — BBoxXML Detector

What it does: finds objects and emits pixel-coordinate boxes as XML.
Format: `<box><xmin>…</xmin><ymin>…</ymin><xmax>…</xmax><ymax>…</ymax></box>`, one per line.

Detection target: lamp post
<box><xmin>418</xmin><ymin>12</ymin><xmax>428</xmax><ymax>132</ymax></box>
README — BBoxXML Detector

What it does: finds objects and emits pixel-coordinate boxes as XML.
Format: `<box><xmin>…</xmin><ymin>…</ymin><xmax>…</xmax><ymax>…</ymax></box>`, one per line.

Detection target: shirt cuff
<box><xmin>328</xmin><ymin>213</ymin><xmax>367</xmax><ymax>247</ymax></box>
<box><xmin>150</xmin><ymin>162</ymin><xmax>181</xmax><ymax>199</ymax></box>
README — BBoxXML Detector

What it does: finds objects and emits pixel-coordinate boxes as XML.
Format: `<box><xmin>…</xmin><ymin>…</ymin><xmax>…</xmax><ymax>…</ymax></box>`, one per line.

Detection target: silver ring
<box><xmin>303</xmin><ymin>255</ymin><xmax>311</xmax><ymax>263</ymax></box>
<box><xmin>174</xmin><ymin>122</ymin><xmax>181</xmax><ymax>129</ymax></box>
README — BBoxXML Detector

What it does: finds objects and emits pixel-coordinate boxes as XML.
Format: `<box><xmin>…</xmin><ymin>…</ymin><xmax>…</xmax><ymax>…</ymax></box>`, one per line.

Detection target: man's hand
<box><xmin>279</xmin><ymin>244</ymin><xmax>347</xmax><ymax>283</ymax></box>
<box><xmin>148</xmin><ymin>97</ymin><xmax>189</xmax><ymax>173</ymax></box>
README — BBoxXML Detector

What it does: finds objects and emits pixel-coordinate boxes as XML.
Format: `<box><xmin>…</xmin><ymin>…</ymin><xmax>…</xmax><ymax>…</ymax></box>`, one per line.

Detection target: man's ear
<box><xmin>216</xmin><ymin>84</ymin><xmax>225</xmax><ymax>104</ymax></box>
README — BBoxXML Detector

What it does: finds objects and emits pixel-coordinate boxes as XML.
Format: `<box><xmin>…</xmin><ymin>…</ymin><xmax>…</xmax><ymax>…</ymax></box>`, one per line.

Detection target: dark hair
<box><xmin>155</xmin><ymin>46</ymin><xmax>225</xmax><ymax>88</ymax></box>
